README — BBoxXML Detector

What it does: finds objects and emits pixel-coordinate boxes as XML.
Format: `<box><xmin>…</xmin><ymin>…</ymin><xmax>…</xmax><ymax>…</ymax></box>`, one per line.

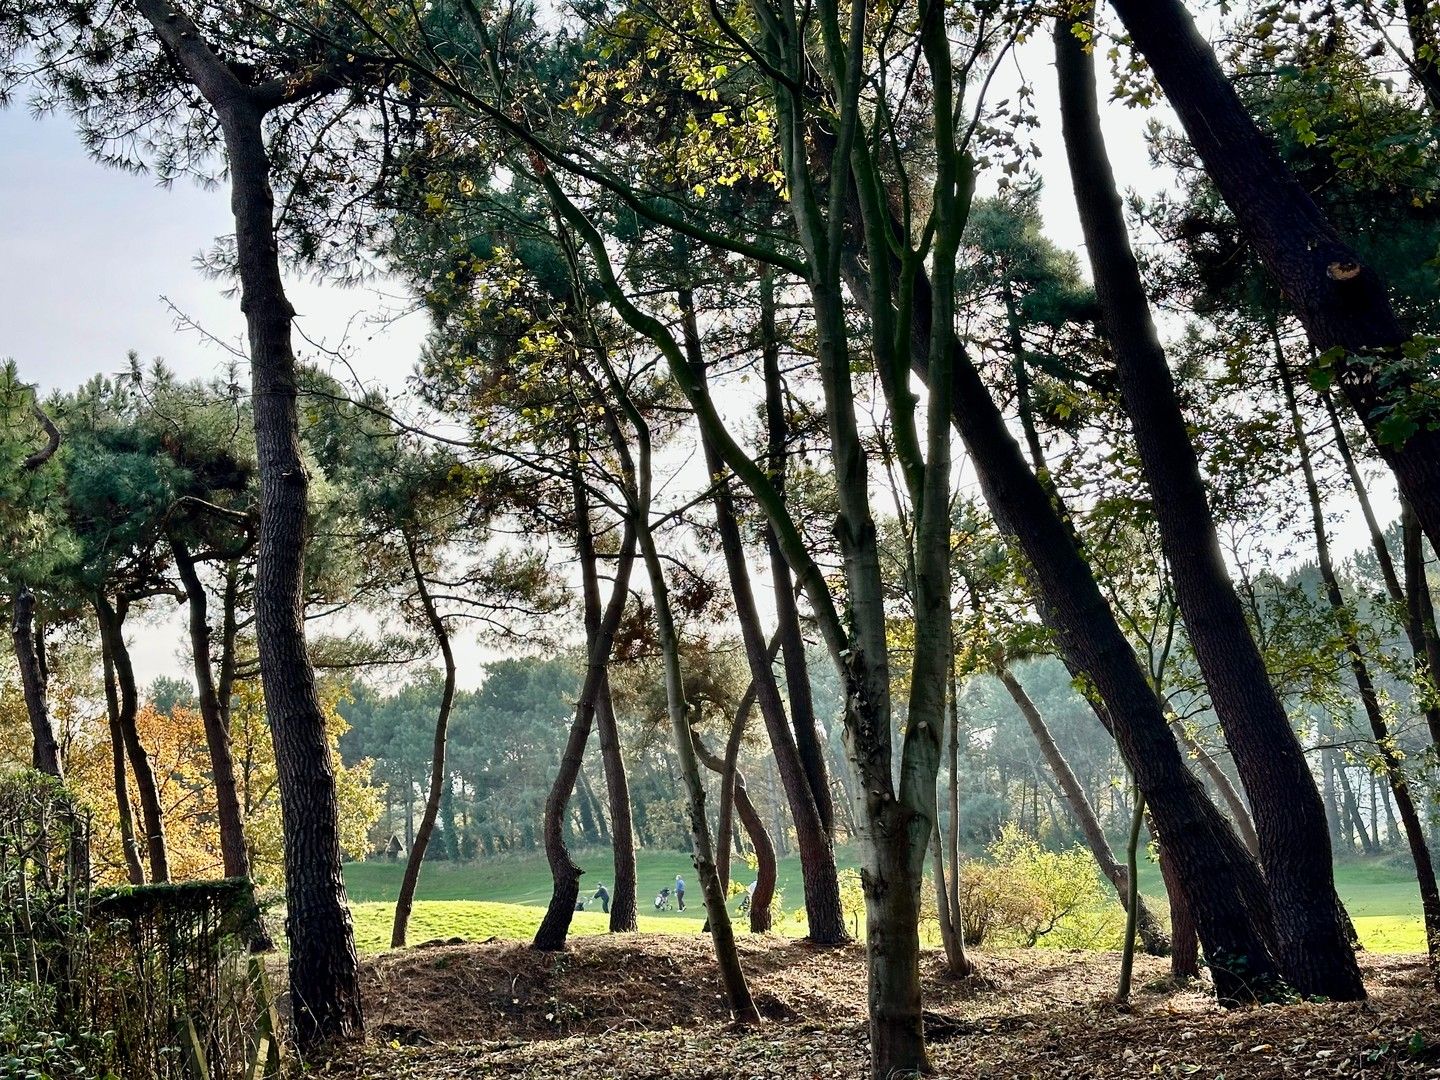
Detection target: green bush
<box><xmin>958</xmin><ymin>825</ymin><xmax>1103</xmax><ymax>947</ymax></box>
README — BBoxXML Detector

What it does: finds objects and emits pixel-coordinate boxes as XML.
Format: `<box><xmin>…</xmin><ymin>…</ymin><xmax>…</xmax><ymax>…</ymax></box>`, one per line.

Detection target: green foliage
<box><xmin>958</xmin><ymin>826</ymin><xmax>1104</xmax><ymax>948</ymax></box>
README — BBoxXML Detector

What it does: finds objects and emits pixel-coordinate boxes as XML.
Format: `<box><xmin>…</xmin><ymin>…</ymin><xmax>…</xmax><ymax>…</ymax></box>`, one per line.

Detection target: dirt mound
<box><xmin>339</xmin><ymin>940</ymin><xmax>1439</xmax><ymax>1078</ymax></box>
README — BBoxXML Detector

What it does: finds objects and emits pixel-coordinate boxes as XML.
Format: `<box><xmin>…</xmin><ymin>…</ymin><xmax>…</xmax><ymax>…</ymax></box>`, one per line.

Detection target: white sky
<box><xmin>0</xmin><ymin>25</ymin><xmax>1396</xmax><ymax>690</ymax></box>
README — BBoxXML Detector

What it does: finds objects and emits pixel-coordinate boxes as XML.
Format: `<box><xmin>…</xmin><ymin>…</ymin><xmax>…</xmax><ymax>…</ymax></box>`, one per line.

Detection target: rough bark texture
<box><xmin>392</xmin><ymin>532</ymin><xmax>458</xmax><ymax>949</ymax></box>
<box><xmin>1108</xmin><ymin>0</ymin><xmax>1440</xmax><ymax>557</ymax></box>
<box><xmin>688</xmin><ymin>293</ymin><xmax>847</xmax><ymax>945</ymax></box>
<box><xmin>1000</xmin><ymin>667</ymin><xmax>1168</xmax><ymax>957</ymax></box>
<box><xmin>172</xmin><ymin>540</ymin><xmax>251</xmax><ymax>880</ymax></box>
<box><xmin>1055</xmin><ymin>20</ymin><xmax>1359</xmax><ymax>999</ymax></box>
<box><xmin>1172</xmin><ymin>723</ymin><xmax>1261</xmax><ymax>858</ymax></box>
<box><xmin>96</xmin><ymin>596</ymin><xmax>169</xmax><ymax>884</ymax></box>
<box><xmin>129</xmin><ymin>0</ymin><xmax>364</xmax><ymax>1044</ymax></box>
<box><xmin>594</xmin><ymin>687</ymin><xmax>638</xmax><ymax>932</ymax></box>
<box><xmin>12</xmin><ymin>590</ymin><xmax>62</xmax><ymax>779</ymax></box>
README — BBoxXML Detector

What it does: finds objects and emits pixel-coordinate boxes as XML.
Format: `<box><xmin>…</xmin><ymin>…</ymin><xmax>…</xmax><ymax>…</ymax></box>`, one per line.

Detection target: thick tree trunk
<box><xmin>1279</xmin><ymin>352</ymin><xmax>1440</xmax><ymax>977</ymax></box>
<box><xmin>95</xmin><ymin>596</ymin><xmax>169</xmax><ymax>883</ymax></box>
<box><xmin>688</xmin><ymin>294</ymin><xmax>847</xmax><ymax>945</ymax></box>
<box><xmin>11</xmin><ymin>590</ymin><xmax>62</xmax><ymax>779</ymax></box>
<box><xmin>1106</xmin><ymin>0</ymin><xmax>1440</xmax><ymax>557</ymax></box>
<box><xmin>172</xmin><ymin>540</ymin><xmax>251</xmax><ymax>880</ymax></box>
<box><xmin>127</xmin><ymin>2</ymin><xmax>366</xmax><ymax>1038</ymax></box>
<box><xmin>1157</xmin><ymin>838</ymin><xmax>1200</xmax><ymax>980</ymax></box>
<box><xmin>594</xmin><ymin>688</ymin><xmax>638</xmax><ymax>932</ymax></box>
<box><xmin>534</xmin><ymin>455</ymin><xmax>636</xmax><ymax>952</ymax></box>
<box><xmin>1056</xmin><ymin>19</ymin><xmax>1359</xmax><ymax>998</ymax></box>
<box><xmin>392</xmin><ymin>531</ymin><xmax>458</xmax><ymax>949</ymax></box>
<box><xmin>1000</xmin><ymin>667</ymin><xmax>1168</xmax><ymax>956</ymax></box>
<box><xmin>102</xmin><ymin>643</ymin><xmax>145</xmax><ymax>887</ymax></box>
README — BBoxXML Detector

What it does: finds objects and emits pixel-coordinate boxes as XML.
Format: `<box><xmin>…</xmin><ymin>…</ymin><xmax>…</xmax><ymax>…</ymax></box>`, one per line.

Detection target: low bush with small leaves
<box><xmin>958</xmin><ymin>825</ymin><xmax>1104</xmax><ymax>947</ymax></box>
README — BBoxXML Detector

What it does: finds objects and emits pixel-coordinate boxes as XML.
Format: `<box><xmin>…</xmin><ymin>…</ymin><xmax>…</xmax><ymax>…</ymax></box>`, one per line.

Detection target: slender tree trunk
<box><xmin>594</xmin><ymin>688</ymin><xmax>638</xmax><ymax>932</ymax></box>
<box><xmin>172</xmin><ymin>540</ymin><xmax>251</xmax><ymax>880</ymax></box>
<box><xmin>946</xmin><ymin>660</ymin><xmax>964</xmax><ymax>955</ymax></box>
<box><xmin>1338</xmin><ymin>765</ymin><xmax>1376</xmax><ymax>855</ymax></box>
<box><xmin>11</xmin><ymin>590</ymin><xmax>62</xmax><ymax>780</ymax></box>
<box><xmin>1279</xmin><ymin>351</ymin><xmax>1440</xmax><ymax>976</ymax></box>
<box><xmin>95</xmin><ymin>596</ymin><xmax>169</xmax><ymax>883</ymax></box>
<box><xmin>1000</xmin><ymin>667</ymin><xmax>1168</xmax><ymax>956</ymax></box>
<box><xmin>392</xmin><ymin>531</ymin><xmax>458</xmax><ymax>948</ymax></box>
<box><xmin>1057</xmin><ymin>19</ymin><xmax>1359</xmax><ymax>998</ymax></box>
<box><xmin>929</xmin><ymin>692</ymin><xmax>971</xmax><ymax>976</ymax></box>
<box><xmin>1117</xmin><ymin>789</ymin><xmax>1146</xmax><ymax>1003</ymax></box>
<box><xmin>126</xmin><ymin>2</ymin><xmax>367</xmax><ymax>1039</ymax></box>
<box><xmin>102</xmin><ymin>641</ymin><xmax>145</xmax><ymax>887</ymax></box>
<box><xmin>1106</xmin><ymin>0</ymin><xmax>1440</xmax><ymax>557</ymax></box>
<box><xmin>534</xmin><ymin>453</ymin><xmax>636</xmax><ymax>952</ymax></box>
<box><xmin>1402</xmin><ymin>505</ymin><xmax>1440</xmax><ymax>749</ymax></box>
<box><xmin>694</xmin><ymin>732</ymin><xmax>775</xmax><ymax>933</ymax></box>
<box><xmin>760</xmin><ymin>274</ymin><xmax>835</xmax><ymax>837</ymax></box>
<box><xmin>688</xmin><ymin>292</ymin><xmax>847</xmax><ymax>945</ymax></box>
<box><xmin>1171</xmin><ymin>724</ymin><xmax>1261</xmax><ymax>858</ymax></box>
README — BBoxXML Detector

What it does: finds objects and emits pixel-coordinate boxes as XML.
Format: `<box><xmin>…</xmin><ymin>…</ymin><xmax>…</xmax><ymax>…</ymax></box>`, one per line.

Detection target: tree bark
<box><xmin>1402</xmin><ymin>505</ymin><xmax>1440</xmax><ymax>749</ymax></box>
<box><xmin>95</xmin><ymin>596</ymin><xmax>169</xmax><ymax>884</ymax></box>
<box><xmin>759</xmin><ymin>273</ymin><xmax>835</xmax><ymax>837</ymax></box>
<box><xmin>102</xmin><ymin>640</ymin><xmax>145</xmax><ymax>887</ymax></box>
<box><xmin>1106</xmin><ymin>0</ymin><xmax>1440</xmax><ymax>558</ymax></box>
<box><xmin>1171</xmin><ymin>723</ymin><xmax>1261</xmax><ymax>858</ymax></box>
<box><xmin>172</xmin><ymin>540</ymin><xmax>251</xmax><ymax>881</ymax></box>
<box><xmin>999</xmin><ymin>667</ymin><xmax>1168</xmax><ymax>956</ymax></box>
<box><xmin>1056</xmin><ymin>17</ymin><xmax>1359</xmax><ymax>998</ymax></box>
<box><xmin>687</xmin><ymin>291</ymin><xmax>847</xmax><ymax>945</ymax></box>
<box><xmin>1278</xmin><ymin>348</ymin><xmax>1440</xmax><ymax>977</ymax></box>
<box><xmin>1156</xmin><ymin>837</ymin><xmax>1200</xmax><ymax>980</ymax></box>
<box><xmin>534</xmin><ymin>450</ymin><xmax>636</xmax><ymax>952</ymax></box>
<box><xmin>391</xmin><ymin>530</ymin><xmax>458</xmax><ymax>948</ymax></box>
<box><xmin>129</xmin><ymin>0</ymin><xmax>365</xmax><ymax>1043</ymax></box>
<box><xmin>594</xmin><ymin>687</ymin><xmax>638</xmax><ymax>932</ymax></box>
<box><xmin>11</xmin><ymin>590</ymin><xmax>62</xmax><ymax>780</ymax></box>
<box><xmin>694</xmin><ymin>731</ymin><xmax>775</xmax><ymax>933</ymax></box>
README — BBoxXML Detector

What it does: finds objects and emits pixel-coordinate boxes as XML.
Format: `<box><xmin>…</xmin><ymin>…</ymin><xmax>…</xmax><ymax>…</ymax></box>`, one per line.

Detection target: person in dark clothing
<box><xmin>674</xmin><ymin>874</ymin><xmax>686</xmax><ymax>912</ymax></box>
<box><xmin>592</xmin><ymin>883</ymin><xmax>610</xmax><ymax>914</ymax></box>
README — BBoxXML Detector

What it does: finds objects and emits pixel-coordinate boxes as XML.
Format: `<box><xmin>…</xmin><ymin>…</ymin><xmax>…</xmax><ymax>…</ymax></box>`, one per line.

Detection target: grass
<box><xmin>343</xmin><ymin>847</ymin><xmax>1430</xmax><ymax>955</ymax></box>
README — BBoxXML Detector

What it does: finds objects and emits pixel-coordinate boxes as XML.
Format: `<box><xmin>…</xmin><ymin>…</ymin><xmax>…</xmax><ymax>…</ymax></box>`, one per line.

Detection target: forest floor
<box><xmin>318</xmin><ymin>935</ymin><xmax>1440</xmax><ymax>1079</ymax></box>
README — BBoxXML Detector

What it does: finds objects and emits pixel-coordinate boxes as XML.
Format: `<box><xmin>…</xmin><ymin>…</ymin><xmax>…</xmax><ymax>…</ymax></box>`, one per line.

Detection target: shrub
<box><xmin>957</xmin><ymin>825</ymin><xmax>1103</xmax><ymax>947</ymax></box>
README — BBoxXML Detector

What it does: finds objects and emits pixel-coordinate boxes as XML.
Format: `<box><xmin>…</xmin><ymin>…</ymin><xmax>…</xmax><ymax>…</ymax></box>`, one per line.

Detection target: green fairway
<box><xmin>344</xmin><ymin>848</ymin><xmax>1429</xmax><ymax>954</ymax></box>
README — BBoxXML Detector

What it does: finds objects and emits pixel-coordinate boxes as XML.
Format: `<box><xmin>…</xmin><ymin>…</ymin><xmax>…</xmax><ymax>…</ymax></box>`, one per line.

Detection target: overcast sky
<box><xmin>0</xmin><ymin>32</ymin><xmax>1395</xmax><ymax>689</ymax></box>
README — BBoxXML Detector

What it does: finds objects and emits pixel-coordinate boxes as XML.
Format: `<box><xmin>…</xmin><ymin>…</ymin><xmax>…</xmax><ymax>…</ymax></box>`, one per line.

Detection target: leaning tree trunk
<box><xmin>1278</xmin><ymin>351</ymin><xmax>1440</xmax><ymax>977</ymax></box>
<box><xmin>130</xmin><ymin>0</ymin><xmax>365</xmax><ymax>1043</ymax></box>
<box><xmin>1171</xmin><ymin>723</ymin><xmax>1261</xmax><ymax>858</ymax></box>
<box><xmin>95</xmin><ymin>596</ymin><xmax>169</xmax><ymax>884</ymax></box>
<box><xmin>1106</xmin><ymin>0</ymin><xmax>1440</xmax><ymax>558</ymax></box>
<box><xmin>171</xmin><ymin>540</ymin><xmax>251</xmax><ymax>880</ymax></box>
<box><xmin>391</xmin><ymin>530</ymin><xmax>458</xmax><ymax>948</ymax></box>
<box><xmin>1000</xmin><ymin>666</ymin><xmax>1168</xmax><ymax>956</ymax></box>
<box><xmin>11</xmin><ymin>590</ymin><xmax>62</xmax><ymax>780</ymax></box>
<box><xmin>533</xmin><ymin>446</ymin><xmax>637</xmax><ymax>952</ymax></box>
<box><xmin>101</xmin><ymin>642</ymin><xmax>145</xmax><ymax>887</ymax></box>
<box><xmin>687</xmin><ymin>293</ymin><xmax>847</xmax><ymax>945</ymax></box>
<box><xmin>1056</xmin><ymin>16</ymin><xmax>1359</xmax><ymax>999</ymax></box>
<box><xmin>694</xmin><ymin>731</ymin><xmax>776</xmax><ymax>933</ymax></box>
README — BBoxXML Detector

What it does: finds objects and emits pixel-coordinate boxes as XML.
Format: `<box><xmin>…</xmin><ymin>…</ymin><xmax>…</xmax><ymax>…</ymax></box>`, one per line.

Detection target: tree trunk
<box><xmin>392</xmin><ymin>530</ymin><xmax>458</xmax><ymax>949</ymax></box>
<box><xmin>1000</xmin><ymin>667</ymin><xmax>1168</xmax><ymax>956</ymax></box>
<box><xmin>760</xmin><ymin>273</ymin><xmax>836</xmax><ymax>837</ymax></box>
<box><xmin>1156</xmin><ymin>839</ymin><xmax>1199</xmax><ymax>980</ymax></box>
<box><xmin>1402</xmin><ymin>505</ymin><xmax>1440</xmax><ymax>750</ymax></box>
<box><xmin>128</xmin><ymin>1</ymin><xmax>366</xmax><ymax>1041</ymax></box>
<box><xmin>694</xmin><ymin>732</ymin><xmax>775</xmax><ymax>933</ymax></box>
<box><xmin>102</xmin><ymin>641</ymin><xmax>145</xmax><ymax>887</ymax></box>
<box><xmin>1338</xmin><ymin>765</ymin><xmax>1376</xmax><ymax>855</ymax></box>
<box><xmin>1106</xmin><ymin>0</ymin><xmax>1440</xmax><ymax>558</ymax></box>
<box><xmin>1056</xmin><ymin>18</ymin><xmax>1359</xmax><ymax>998</ymax></box>
<box><xmin>1117</xmin><ymin>789</ymin><xmax>1146</xmax><ymax>1003</ymax></box>
<box><xmin>594</xmin><ymin>687</ymin><xmax>638</xmax><ymax>932</ymax></box>
<box><xmin>11</xmin><ymin>589</ymin><xmax>62</xmax><ymax>780</ymax></box>
<box><xmin>1171</xmin><ymin>724</ymin><xmax>1261</xmax><ymax>858</ymax></box>
<box><xmin>534</xmin><ymin>451</ymin><xmax>636</xmax><ymax>952</ymax></box>
<box><xmin>95</xmin><ymin>596</ymin><xmax>169</xmax><ymax>883</ymax></box>
<box><xmin>171</xmin><ymin>540</ymin><xmax>251</xmax><ymax>880</ymax></box>
<box><xmin>688</xmin><ymin>292</ymin><xmax>847</xmax><ymax>945</ymax></box>
<box><xmin>1278</xmin><ymin>349</ymin><xmax>1440</xmax><ymax>976</ymax></box>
